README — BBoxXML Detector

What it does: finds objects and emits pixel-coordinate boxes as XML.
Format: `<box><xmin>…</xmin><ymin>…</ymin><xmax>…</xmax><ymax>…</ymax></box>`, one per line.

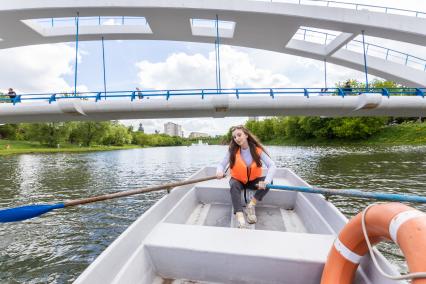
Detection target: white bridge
<box><xmin>0</xmin><ymin>0</ymin><xmax>426</xmax><ymax>122</ymax></box>
<box><xmin>0</xmin><ymin>88</ymin><xmax>425</xmax><ymax>123</ymax></box>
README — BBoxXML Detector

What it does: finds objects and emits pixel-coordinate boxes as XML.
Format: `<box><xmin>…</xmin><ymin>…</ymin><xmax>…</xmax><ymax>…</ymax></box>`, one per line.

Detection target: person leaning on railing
<box><xmin>136</xmin><ymin>87</ymin><xmax>143</xmax><ymax>99</ymax></box>
<box><xmin>342</xmin><ymin>80</ymin><xmax>352</xmax><ymax>95</ymax></box>
<box><xmin>7</xmin><ymin>88</ymin><xmax>16</xmax><ymax>103</ymax></box>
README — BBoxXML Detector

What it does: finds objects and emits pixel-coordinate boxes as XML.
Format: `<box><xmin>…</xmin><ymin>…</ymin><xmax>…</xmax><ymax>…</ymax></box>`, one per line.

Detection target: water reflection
<box><xmin>1</xmin><ymin>145</ymin><xmax>426</xmax><ymax>282</ymax></box>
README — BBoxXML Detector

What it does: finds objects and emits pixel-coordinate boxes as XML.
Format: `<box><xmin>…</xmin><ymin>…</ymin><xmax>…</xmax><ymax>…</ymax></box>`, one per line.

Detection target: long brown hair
<box><xmin>228</xmin><ymin>125</ymin><xmax>268</xmax><ymax>168</ymax></box>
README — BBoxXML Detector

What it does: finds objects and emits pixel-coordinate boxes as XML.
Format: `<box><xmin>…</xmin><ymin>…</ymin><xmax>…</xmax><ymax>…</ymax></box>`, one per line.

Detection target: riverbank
<box><xmin>266</xmin><ymin>122</ymin><xmax>426</xmax><ymax>146</ymax></box>
<box><xmin>1</xmin><ymin>122</ymin><xmax>425</xmax><ymax>155</ymax></box>
<box><xmin>0</xmin><ymin>139</ymin><xmax>223</xmax><ymax>156</ymax></box>
<box><xmin>0</xmin><ymin>140</ymin><xmax>139</xmax><ymax>156</ymax></box>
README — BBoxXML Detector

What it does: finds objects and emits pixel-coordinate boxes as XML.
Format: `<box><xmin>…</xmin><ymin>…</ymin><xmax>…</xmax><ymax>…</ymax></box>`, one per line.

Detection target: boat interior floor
<box><xmin>164</xmin><ymin>177</ymin><xmax>330</xmax><ymax>233</ymax></box>
<box><xmin>142</xmin><ymin>177</ymin><xmax>338</xmax><ymax>284</ymax></box>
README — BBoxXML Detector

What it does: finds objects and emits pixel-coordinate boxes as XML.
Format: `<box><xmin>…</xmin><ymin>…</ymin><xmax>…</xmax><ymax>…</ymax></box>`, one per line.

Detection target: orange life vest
<box><xmin>231</xmin><ymin>147</ymin><xmax>263</xmax><ymax>184</ymax></box>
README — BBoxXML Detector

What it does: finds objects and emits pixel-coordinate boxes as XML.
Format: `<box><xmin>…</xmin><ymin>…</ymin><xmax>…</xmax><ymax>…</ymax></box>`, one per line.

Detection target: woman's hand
<box><xmin>257</xmin><ymin>181</ymin><xmax>267</xmax><ymax>190</ymax></box>
<box><xmin>216</xmin><ymin>171</ymin><xmax>225</xmax><ymax>179</ymax></box>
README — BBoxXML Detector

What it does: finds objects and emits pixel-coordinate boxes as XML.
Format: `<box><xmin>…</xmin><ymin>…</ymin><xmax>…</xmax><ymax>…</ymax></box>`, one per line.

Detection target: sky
<box><xmin>1</xmin><ymin>0</ymin><xmax>425</xmax><ymax>136</ymax></box>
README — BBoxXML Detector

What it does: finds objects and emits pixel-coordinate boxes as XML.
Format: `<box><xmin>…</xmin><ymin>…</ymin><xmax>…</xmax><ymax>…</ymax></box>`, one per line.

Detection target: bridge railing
<box><xmin>295</xmin><ymin>28</ymin><xmax>426</xmax><ymax>72</ymax></box>
<box><xmin>37</xmin><ymin>16</ymin><xmax>148</xmax><ymax>28</ymax></box>
<box><xmin>0</xmin><ymin>87</ymin><xmax>425</xmax><ymax>105</ymax></box>
<box><xmin>34</xmin><ymin>16</ymin><xmax>426</xmax><ymax>72</ymax></box>
<box><xmin>34</xmin><ymin>2</ymin><xmax>426</xmax><ymax>21</ymax></box>
<box><xmin>257</xmin><ymin>0</ymin><xmax>426</xmax><ymax>18</ymax></box>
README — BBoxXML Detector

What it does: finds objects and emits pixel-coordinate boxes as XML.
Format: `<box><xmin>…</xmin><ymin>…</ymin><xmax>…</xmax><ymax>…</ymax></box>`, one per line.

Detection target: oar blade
<box><xmin>0</xmin><ymin>203</ymin><xmax>64</xmax><ymax>223</ymax></box>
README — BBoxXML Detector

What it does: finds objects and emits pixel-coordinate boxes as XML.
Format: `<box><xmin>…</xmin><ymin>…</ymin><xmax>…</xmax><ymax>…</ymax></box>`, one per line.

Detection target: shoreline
<box><xmin>0</xmin><ymin>142</ymin><xmax>140</xmax><ymax>156</ymax></box>
<box><xmin>1</xmin><ymin>140</ymin><xmax>425</xmax><ymax>157</ymax></box>
<box><xmin>1</xmin><ymin>122</ymin><xmax>425</xmax><ymax>156</ymax></box>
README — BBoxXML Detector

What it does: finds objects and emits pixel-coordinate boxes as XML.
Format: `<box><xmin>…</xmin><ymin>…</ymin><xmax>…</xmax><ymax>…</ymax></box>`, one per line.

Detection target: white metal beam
<box><xmin>325</xmin><ymin>32</ymin><xmax>357</xmax><ymax>57</ymax></box>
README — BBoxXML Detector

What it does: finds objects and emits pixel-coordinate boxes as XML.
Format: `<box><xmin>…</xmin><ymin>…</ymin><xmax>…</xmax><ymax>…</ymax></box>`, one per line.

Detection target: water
<box><xmin>1</xmin><ymin>145</ymin><xmax>426</xmax><ymax>283</ymax></box>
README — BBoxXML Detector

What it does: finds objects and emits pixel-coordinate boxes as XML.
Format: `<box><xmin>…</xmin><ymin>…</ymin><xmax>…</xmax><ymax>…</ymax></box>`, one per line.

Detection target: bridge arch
<box><xmin>0</xmin><ymin>0</ymin><xmax>425</xmax><ymax>87</ymax></box>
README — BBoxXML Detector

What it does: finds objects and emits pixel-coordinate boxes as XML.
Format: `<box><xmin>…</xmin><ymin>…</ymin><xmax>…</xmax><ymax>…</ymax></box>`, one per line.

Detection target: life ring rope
<box><xmin>361</xmin><ymin>203</ymin><xmax>426</xmax><ymax>281</ymax></box>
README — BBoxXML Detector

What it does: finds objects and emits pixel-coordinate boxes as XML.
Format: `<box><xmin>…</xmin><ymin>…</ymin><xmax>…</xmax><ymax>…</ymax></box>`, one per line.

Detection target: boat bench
<box><xmin>163</xmin><ymin>180</ymin><xmax>335</xmax><ymax>234</ymax></box>
<box><xmin>144</xmin><ymin>223</ymin><xmax>335</xmax><ymax>284</ymax></box>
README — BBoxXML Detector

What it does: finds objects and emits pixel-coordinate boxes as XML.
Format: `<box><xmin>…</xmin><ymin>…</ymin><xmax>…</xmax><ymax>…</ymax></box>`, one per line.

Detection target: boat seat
<box><xmin>144</xmin><ymin>223</ymin><xmax>335</xmax><ymax>284</ymax></box>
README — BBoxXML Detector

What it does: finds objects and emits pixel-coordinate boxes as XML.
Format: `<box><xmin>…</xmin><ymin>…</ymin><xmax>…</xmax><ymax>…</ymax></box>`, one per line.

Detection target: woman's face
<box><xmin>232</xmin><ymin>129</ymin><xmax>248</xmax><ymax>147</ymax></box>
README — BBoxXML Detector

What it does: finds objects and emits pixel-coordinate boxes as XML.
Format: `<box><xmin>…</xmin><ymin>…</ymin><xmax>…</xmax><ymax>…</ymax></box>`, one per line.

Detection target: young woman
<box><xmin>216</xmin><ymin>125</ymin><xmax>276</xmax><ymax>228</ymax></box>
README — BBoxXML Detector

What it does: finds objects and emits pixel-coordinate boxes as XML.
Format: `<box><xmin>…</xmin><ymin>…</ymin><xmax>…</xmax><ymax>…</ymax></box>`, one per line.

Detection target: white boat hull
<box><xmin>74</xmin><ymin>167</ymin><xmax>404</xmax><ymax>284</ymax></box>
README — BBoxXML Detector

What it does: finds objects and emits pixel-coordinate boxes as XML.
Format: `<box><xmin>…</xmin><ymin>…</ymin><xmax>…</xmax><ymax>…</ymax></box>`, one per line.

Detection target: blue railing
<box><xmin>261</xmin><ymin>0</ymin><xmax>426</xmax><ymax>18</ymax></box>
<box><xmin>36</xmin><ymin>16</ymin><xmax>148</xmax><ymax>28</ymax></box>
<box><xmin>295</xmin><ymin>28</ymin><xmax>426</xmax><ymax>72</ymax></box>
<box><xmin>0</xmin><ymin>87</ymin><xmax>425</xmax><ymax>105</ymax></box>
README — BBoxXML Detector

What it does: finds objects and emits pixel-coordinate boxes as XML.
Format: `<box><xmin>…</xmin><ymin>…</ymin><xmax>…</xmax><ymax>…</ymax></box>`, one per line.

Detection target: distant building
<box><xmin>138</xmin><ymin>123</ymin><xmax>144</xmax><ymax>133</ymax></box>
<box><xmin>189</xmin><ymin>132</ymin><xmax>209</xmax><ymax>139</ymax></box>
<box><xmin>164</xmin><ymin>122</ymin><xmax>183</xmax><ymax>137</ymax></box>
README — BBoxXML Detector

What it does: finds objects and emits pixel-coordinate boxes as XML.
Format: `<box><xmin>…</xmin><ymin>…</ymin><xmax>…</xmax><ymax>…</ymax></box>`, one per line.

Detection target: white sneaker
<box><xmin>236</xmin><ymin>212</ymin><xmax>247</xmax><ymax>229</ymax></box>
<box><xmin>246</xmin><ymin>205</ymin><xmax>257</xmax><ymax>224</ymax></box>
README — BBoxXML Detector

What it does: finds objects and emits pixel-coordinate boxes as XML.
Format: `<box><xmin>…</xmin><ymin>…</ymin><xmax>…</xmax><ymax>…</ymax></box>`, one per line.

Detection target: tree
<box><xmin>260</xmin><ymin>118</ymin><xmax>274</xmax><ymax>141</ymax></box>
<box><xmin>272</xmin><ymin>117</ymin><xmax>287</xmax><ymax>139</ymax></box>
<box><xmin>284</xmin><ymin>117</ymin><xmax>309</xmax><ymax>139</ymax></box>
<box><xmin>70</xmin><ymin>121</ymin><xmax>110</xmax><ymax>146</ymax></box>
<box><xmin>245</xmin><ymin>120</ymin><xmax>261</xmax><ymax>138</ymax></box>
<box><xmin>0</xmin><ymin>124</ymin><xmax>22</xmax><ymax>140</ymax></box>
<box><xmin>27</xmin><ymin>123</ymin><xmax>70</xmax><ymax>147</ymax></box>
<box><xmin>132</xmin><ymin>132</ymin><xmax>151</xmax><ymax>146</ymax></box>
<box><xmin>298</xmin><ymin>117</ymin><xmax>334</xmax><ymax>139</ymax></box>
<box><xmin>330</xmin><ymin>117</ymin><xmax>388</xmax><ymax>139</ymax></box>
<box><xmin>102</xmin><ymin>124</ymin><xmax>132</xmax><ymax>146</ymax></box>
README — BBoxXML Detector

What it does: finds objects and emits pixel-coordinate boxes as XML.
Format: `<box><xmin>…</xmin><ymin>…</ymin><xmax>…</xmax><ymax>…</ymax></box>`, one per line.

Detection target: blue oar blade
<box><xmin>0</xmin><ymin>203</ymin><xmax>65</xmax><ymax>223</ymax></box>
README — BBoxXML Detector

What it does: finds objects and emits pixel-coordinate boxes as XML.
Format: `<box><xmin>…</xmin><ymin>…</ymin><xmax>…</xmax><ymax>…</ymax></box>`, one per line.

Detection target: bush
<box><xmin>330</xmin><ymin>117</ymin><xmax>388</xmax><ymax>139</ymax></box>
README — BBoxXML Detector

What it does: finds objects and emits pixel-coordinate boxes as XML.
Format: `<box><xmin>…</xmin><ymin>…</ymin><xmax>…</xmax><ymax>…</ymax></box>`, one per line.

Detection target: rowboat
<box><xmin>74</xmin><ymin>167</ymin><xmax>404</xmax><ymax>284</ymax></box>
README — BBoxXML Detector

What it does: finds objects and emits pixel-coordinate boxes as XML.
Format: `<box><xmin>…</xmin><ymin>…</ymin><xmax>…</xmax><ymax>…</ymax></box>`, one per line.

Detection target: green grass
<box><xmin>266</xmin><ymin>122</ymin><xmax>426</xmax><ymax>146</ymax></box>
<box><xmin>0</xmin><ymin>140</ymin><xmax>139</xmax><ymax>156</ymax></box>
<box><xmin>366</xmin><ymin>122</ymin><xmax>426</xmax><ymax>145</ymax></box>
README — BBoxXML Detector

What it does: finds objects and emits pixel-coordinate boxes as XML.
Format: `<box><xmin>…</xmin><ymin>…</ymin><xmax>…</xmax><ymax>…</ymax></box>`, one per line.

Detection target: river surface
<box><xmin>1</xmin><ymin>145</ymin><xmax>426</xmax><ymax>283</ymax></box>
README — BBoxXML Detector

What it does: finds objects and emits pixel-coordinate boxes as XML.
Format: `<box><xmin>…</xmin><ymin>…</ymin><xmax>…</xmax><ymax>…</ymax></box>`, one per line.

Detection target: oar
<box><xmin>267</xmin><ymin>184</ymin><xmax>426</xmax><ymax>203</ymax></box>
<box><xmin>0</xmin><ymin>175</ymin><xmax>217</xmax><ymax>223</ymax></box>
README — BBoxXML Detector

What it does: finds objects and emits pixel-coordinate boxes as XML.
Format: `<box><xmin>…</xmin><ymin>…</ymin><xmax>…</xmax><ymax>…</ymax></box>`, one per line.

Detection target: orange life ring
<box><xmin>321</xmin><ymin>203</ymin><xmax>426</xmax><ymax>284</ymax></box>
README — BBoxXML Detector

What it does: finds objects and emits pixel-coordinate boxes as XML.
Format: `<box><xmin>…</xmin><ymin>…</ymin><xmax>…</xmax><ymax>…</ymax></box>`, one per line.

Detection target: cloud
<box><xmin>243</xmin><ymin>48</ymin><xmax>383</xmax><ymax>88</ymax></box>
<box><xmin>135</xmin><ymin>46</ymin><xmax>290</xmax><ymax>89</ymax></box>
<box><xmin>131</xmin><ymin>44</ymin><xmax>386</xmax><ymax>136</ymax></box>
<box><xmin>102</xmin><ymin>19</ymin><xmax>119</xmax><ymax>26</ymax></box>
<box><xmin>123</xmin><ymin>117</ymin><xmax>247</xmax><ymax>136</ymax></box>
<box><xmin>0</xmin><ymin>43</ymin><xmax>85</xmax><ymax>94</ymax></box>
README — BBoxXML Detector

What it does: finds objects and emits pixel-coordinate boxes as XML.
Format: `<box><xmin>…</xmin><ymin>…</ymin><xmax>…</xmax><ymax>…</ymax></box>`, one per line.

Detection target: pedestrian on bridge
<box><xmin>136</xmin><ymin>87</ymin><xmax>143</xmax><ymax>99</ymax></box>
<box><xmin>216</xmin><ymin>125</ymin><xmax>276</xmax><ymax>228</ymax></box>
<box><xmin>7</xmin><ymin>88</ymin><xmax>16</xmax><ymax>102</ymax></box>
<box><xmin>343</xmin><ymin>80</ymin><xmax>352</xmax><ymax>95</ymax></box>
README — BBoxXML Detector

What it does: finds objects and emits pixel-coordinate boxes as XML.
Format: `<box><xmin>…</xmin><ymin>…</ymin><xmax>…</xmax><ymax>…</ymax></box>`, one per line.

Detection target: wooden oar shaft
<box><xmin>64</xmin><ymin>175</ymin><xmax>216</xmax><ymax>207</ymax></box>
